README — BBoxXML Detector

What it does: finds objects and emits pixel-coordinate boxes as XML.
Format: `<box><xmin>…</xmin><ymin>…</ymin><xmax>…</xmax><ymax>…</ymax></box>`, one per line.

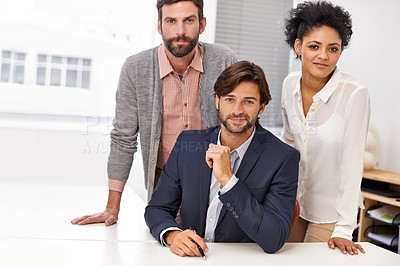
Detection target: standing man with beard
<box><xmin>71</xmin><ymin>0</ymin><xmax>237</xmax><ymax>226</ymax></box>
<box><xmin>145</xmin><ymin>61</ymin><xmax>300</xmax><ymax>255</ymax></box>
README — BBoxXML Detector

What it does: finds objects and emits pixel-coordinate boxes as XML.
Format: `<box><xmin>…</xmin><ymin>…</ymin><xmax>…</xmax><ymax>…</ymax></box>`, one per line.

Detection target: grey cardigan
<box><xmin>107</xmin><ymin>42</ymin><xmax>237</xmax><ymax>201</ymax></box>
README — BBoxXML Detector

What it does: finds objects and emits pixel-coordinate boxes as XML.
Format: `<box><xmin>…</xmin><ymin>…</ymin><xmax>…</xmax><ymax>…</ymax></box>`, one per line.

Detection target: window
<box><xmin>215</xmin><ymin>0</ymin><xmax>293</xmax><ymax>130</ymax></box>
<box><xmin>1</xmin><ymin>50</ymin><xmax>26</xmax><ymax>84</ymax></box>
<box><xmin>36</xmin><ymin>54</ymin><xmax>91</xmax><ymax>89</ymax></box>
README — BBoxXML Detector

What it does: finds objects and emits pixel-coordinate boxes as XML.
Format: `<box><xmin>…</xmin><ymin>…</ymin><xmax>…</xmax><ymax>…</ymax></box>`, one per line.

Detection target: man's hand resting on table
<box><xmin>71</xmin><ymin>209</ymin><xmax>118</xmax><ymax>226</ymax></box>
<box><xmin>165</xmin><ymin>229</ymin><xmax>208</xmax><ymax>257</ymax></box>
<box><xmin>71</xmin><ymin>190</ymin><xmax>121</xmax><ymax>226</ymax></box>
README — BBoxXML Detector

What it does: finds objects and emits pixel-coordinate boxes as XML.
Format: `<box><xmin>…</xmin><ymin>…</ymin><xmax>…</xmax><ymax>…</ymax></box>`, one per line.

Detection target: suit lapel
<box><xmin>216</xmin><ymin>125</ymin><xmax>266</xmax><ymax>225</ymax></box>
<box><xmin>235</xmin><ymin>127</ymin><xmax>266</xmax><ymax>183</ymax></box>
<box><xmin>198</xmin><ymin>127</ymin><xmax>219</xmax><ymax>236</ymax></box>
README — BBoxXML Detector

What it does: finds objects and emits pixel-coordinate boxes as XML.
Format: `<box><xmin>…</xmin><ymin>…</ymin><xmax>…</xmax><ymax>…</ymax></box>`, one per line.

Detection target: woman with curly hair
<box><xmin>281</xmin><ymin>1</ymin><xmax>370</xmax><ymax>255</ymax></box>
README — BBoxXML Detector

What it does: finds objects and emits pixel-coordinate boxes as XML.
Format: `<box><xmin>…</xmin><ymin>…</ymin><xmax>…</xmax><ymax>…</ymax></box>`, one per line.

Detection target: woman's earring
<box><xmin>296</xmin><ymin>50</ymin><xmax>302</xmax><ymax>59</ymax></box>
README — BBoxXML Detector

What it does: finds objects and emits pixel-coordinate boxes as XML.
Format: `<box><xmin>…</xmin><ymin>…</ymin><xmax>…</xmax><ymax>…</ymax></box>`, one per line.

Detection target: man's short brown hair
<box><xmin>214</xmin><ymin>61</ymin><xmax>271</xmax><ymax>106</ymax></box>
<box><xmin>156</xmin><ymin>0</ymin><xmax>204</xmax><ymax>24</ymax></box>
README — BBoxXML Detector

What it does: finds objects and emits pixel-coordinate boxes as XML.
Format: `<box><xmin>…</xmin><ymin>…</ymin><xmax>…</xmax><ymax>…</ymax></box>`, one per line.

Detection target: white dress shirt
<box><xmin>281</xmin><ymin>68</ymin><xmax>370</xmax><ymax>240</ymax></box>
<box><xmin>160</xmin><ymin>128</ymin><xmax>255</xmax><ymax>244</ymax></box>
<box><xmin>203</xmin><ymin>128</ymin><xmax>255</xmax><ymax>242</ymax></box>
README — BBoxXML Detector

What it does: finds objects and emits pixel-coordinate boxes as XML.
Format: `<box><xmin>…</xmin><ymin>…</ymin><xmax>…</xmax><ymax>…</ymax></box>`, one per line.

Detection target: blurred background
<box><xmin>1</xmin><ymin>0</ymin><xmax>399</xmax><ymax>201</ymax></box>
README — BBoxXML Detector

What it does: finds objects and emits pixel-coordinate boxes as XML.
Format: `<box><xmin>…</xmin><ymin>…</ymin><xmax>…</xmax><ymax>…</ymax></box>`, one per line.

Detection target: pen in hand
<box><xmin>196</xmin><ymin>242</ymin><xmax>206</xmax><ymax>260</ymax></box>
<box><xmin>189</xmin><ymin>227</ymin><xmax>207</xmax><ymax>260</ymax></box>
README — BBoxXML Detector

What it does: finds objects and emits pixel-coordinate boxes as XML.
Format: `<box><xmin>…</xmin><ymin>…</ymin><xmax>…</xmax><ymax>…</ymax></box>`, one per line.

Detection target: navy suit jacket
<box><xmin>145</xmin><ymin>124</ymin><xmax>300</xmax><ymax>253</ymax></box>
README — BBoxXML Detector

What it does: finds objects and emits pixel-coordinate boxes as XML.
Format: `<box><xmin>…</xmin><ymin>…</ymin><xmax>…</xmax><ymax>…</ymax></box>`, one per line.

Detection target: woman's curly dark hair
<box><xmin>285</xmin><ymin>1</ymin><xmax>352</xmax><ymax>58</ymax></box>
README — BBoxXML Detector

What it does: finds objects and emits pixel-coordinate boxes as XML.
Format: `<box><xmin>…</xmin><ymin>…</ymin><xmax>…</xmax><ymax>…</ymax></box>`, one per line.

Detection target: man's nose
<box><xmin>232</xmin><ymin>102</ymin><xmax>244</xmax><ymax>115</ymax></box>
<box><xmin>176</xmin><ymin>21</ymin><xmax>186</xmax><ymax>36</ymax></box>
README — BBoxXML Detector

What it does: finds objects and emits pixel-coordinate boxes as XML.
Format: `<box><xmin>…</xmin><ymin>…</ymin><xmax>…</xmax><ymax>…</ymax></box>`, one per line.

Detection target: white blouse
<box><xmin>281</xmin><ymin>68</ymin><xmax>370</xmax><ymax>240</ymax></box>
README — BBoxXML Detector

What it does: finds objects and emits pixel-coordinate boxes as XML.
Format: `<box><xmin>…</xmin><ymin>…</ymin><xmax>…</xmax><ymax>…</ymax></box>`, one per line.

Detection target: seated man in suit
<box><xmin>145</xmin><ymin>61</ymin><xmax>300</xmax><ymax>256</ymax></box>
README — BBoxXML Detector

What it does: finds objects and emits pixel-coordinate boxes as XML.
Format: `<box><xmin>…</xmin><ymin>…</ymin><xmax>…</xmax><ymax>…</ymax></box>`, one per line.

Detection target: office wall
<box><xmin>0</xmin><ymin>0</ymin><xmax>157</xmax><ymax>117</ymax></box>
<box><xmin>291</xmin><ymin>0</ymin><xmax>400</xmax><ymax>173</ymax></box>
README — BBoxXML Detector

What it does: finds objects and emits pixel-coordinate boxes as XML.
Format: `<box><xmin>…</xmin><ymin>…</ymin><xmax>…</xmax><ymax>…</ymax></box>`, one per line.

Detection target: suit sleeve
<box><xmin>218</xmin><ymin>149</ymin><xmax>300</xmax><ymax>253</ymax></box>
<box><xmin>144</xmin><ymin>134</ymin><xmax>183</xmax><ymax>243</ymax></box>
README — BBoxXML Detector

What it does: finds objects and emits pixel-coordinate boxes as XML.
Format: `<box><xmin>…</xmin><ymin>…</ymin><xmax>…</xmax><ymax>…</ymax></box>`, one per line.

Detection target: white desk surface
<box><xmin>1</xmin><ymin>240</ymin><xmax>399</xmax><ymax>266</ymax></box>
<box><xmin>0</xmin><ymin>182</ymin><xmax>153</xmax><ymax>241</ymax></box>
<box><xmin>1</xmin><ymin>183</ymin><xmax>399</xmax><ymax>266</ymax></box>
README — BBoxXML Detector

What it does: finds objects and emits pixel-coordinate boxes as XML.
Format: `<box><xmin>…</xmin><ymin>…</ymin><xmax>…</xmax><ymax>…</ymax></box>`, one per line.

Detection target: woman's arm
<box><xmin>331</xmin><ymin>86</ymin><xmax>370</xmax><ymax>254</ymax></box>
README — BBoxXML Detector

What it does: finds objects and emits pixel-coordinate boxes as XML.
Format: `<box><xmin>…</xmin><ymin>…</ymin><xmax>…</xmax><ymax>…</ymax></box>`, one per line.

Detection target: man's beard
<box><xmin>219</xmin><ymin>110</ymin><xmax>257</xmax><ymax>135</ymax></box>
<box><xmin>163</xmin><ymin>34</ymin><xmax>199</xmax><ymax>58</ymax></box>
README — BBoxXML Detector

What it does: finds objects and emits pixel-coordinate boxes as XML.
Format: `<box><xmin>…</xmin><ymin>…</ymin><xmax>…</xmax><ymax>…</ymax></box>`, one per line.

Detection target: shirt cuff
<box><xmin>108</xmin><ymin>179</ymin><xmax>127</xmax><ymax>193</ymax></box>
<box><xmin>219</xmin><ymin>174</ymin><xmax>239</xmax><ymax>195</ymax></box>
<box><xmin>160</xmin><ymin>227</ymin><xmax>182</xmax><ymax>246</ymax></box>
<box><xmin>331</xmin><ymin>225</ymin><xmax>353</xmax><ymax>241</ymax></box>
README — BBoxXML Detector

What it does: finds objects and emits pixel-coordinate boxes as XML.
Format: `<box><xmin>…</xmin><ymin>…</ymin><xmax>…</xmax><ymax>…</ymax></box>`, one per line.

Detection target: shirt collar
<box><xmin>293</xmin><ymin>73</ymin><xmax>302</xmax><ymax>98</ymax></box>
<box><xmin>314</xmin><ymin>67</ymin><xmax>342</xmax><ymax>103</ymax></box>
<box><xmin>158</xmin><ymin>44</ymin><xmax>204</xmax><ymax>79</ymax></box>
<box><xmin>217</xmin><ymin>127</ymin><xmax>256</xmax><ymax>160</ymax></box>
<box><xmin>293</xmin><ymin>68</ymin><xmax>342</xmax><ymax>104</ymax></box>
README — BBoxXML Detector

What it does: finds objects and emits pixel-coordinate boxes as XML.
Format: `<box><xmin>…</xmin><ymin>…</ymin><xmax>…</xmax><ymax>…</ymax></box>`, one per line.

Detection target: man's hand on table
<box><xmin>165</xmin><ymin>229</ymin><xmax>208</xmax><ymax>257</ymax></box>
<box><xmin>71</xmin><ymin>208</ymin><xmax>119</xmax><ymax>226</ymax></box>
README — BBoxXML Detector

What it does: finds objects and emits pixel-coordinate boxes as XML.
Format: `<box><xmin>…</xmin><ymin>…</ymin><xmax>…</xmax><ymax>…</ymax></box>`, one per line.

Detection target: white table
<box><xmin>0</xmin><ymin>183</ymin><xmax>152</xmax><ymax>241</ymax></box>
<box><xmin>1</xmin><ymin>239</ymin><xmax>399</xmax><ymax>266</ymax></box>
<box><xmin>1</xmin><ymin>183</ymin><xmax>399</xmax><ymax>266</ymax></box>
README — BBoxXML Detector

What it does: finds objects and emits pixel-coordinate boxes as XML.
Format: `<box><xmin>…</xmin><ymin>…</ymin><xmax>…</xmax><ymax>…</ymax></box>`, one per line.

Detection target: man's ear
<box><xmin>258</xmin><ymin>103</ymin><xmax>266</xmax><ymax>115</ymax></box>
<box><xmin>157</xmin><ymin>19</ymin><xmax>162</xmax><ymax>35</ymax></box>
<box><xmin>199</xmin><ymin>17</ymin><xmax>206</xmax><ymax>34</ymax></box>
<box><xmin>215</xmin><ymin>95</ymin><xmax>219</xmax><ymax>110</ymax></box>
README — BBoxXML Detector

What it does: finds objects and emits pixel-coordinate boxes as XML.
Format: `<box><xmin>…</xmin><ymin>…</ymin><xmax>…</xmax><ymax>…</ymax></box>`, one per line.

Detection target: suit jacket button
<box><xmin>227</xmin><ymin>203</ymin><xmax>231</xmax><ymax>207</ymax></box>
<box><xmin>229</xmin><ymin>207</ymin><xmax>234</xmax><ymax>211</ymax></box>
<box><xmin>234</xmin><ymin>215</ymin><xmax>239</xmax><ymax>219</ymax></box>
<box><xmin>232</xmin><ymin>211</ymin><xmax>237</xmax><ymax>215</ymax></box>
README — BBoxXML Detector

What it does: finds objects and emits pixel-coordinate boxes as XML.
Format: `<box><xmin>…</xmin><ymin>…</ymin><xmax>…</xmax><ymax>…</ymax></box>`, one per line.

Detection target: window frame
<box><xmin>1</xmin><ymin>50</ymin><xmax>27</xmax><ymax>84</ymax></box>
<box><xmin>36</xmin><ymin>54</ymin><xmax>92</xmax><ymax>89</ymax></box>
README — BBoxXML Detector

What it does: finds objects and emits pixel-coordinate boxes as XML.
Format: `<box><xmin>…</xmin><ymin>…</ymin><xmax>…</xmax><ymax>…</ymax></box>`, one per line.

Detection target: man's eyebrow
<box><xmin>184</xmin><ymin>15</ymin><xmax>197</xmax><ymax>20</ymax></box>
<box><xmin>164</xmin><ymin>15</ymin><xmax>197</xmax><ymax>21</ymax></box>
<box><xmin>163</xmin><ymin>16</ymin><xmax>175</xmax><ymax>21</ymax></box>
<box><xmin>244</xmin><ymin>97</ymin><xmax>258</xmax><ymax>101</ymax></box>
<box><xmin>224</xmin><ymin>95</ymin><xmax>258</xmax><ymax>101</ymax></box>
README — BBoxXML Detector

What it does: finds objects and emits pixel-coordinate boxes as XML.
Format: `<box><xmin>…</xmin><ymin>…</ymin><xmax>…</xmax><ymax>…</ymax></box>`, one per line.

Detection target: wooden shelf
<box><xmin>358</xmin><ymin>169</ymin><xmax>400</xmax><ymax>248</ymax></box>
<box><xmin>361</xmin><ymin>191</ymin><xmax>400</xmax><ymax>207</ymax></box>
<box><xmin>363</xmin><ymin>169</ymin><xmax>400</xmax><ymax>186</ymax></box>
